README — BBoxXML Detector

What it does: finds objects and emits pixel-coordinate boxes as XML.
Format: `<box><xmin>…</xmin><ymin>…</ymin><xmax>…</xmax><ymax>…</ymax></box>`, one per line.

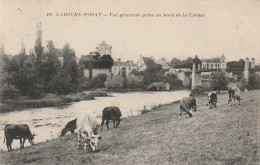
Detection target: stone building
<box><xmin>137</xmin><ymin>55</ymin><xmax>156</xmax><ymax>71</ymax></box>
<box><xmin>111</xmin><ymin>59</ymin><xmax>137</xmax><ymax>76</ymax></box>
<box><xmin>96</xmin><ymin>41</ymin><xmax>112</xmax><ymax>56</ymax></box>
<box><xmin>201</xmin><ymin>54</ymin><xmax>226</xmax><ymax>70</ymax></box>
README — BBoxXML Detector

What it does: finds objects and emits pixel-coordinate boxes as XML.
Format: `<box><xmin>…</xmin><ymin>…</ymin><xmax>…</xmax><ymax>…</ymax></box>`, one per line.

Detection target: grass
<box><xmin>0</xmin><ymin>90</ymin><xmax>259</xmax><ymax>165</ymax></box>
<box><xmin>0</xmin><ymin>91</ymin><xmax>108</xmax><ymax>113</ymax></box>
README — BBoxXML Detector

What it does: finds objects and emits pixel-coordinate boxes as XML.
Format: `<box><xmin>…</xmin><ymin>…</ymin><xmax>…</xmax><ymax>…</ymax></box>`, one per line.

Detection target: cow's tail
<box><xmin>3</xmin><ymin>134</ymin><xmax>5</xmax><ymax>144</ymax></box>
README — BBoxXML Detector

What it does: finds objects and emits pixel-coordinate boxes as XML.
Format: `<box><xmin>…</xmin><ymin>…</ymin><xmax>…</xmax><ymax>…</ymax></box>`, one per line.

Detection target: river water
<box><xmin>0</xmin><ymin>90</ymin><xmax>190</xmax><ymax>151</ymax></box>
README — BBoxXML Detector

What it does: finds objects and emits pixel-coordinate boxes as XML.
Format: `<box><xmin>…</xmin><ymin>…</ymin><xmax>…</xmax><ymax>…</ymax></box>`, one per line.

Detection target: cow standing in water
<box><xmin>101</xmin><ymin>106</ymin><xmax>122</xmax><ymax>131</ymax></box>
<box><xmin>207</xmin><ymin>91</ymin><xmax>217</xmax><ymax>109</ymax></box>
<box><xmin>228</xmin><ymin>87</ymin><xmax>241</xmax><ymax>106</ymax></box>
<box><xmin>179</xmin><ymin>96</ymin><xmax>197</xmax><ymax>120</ymax></box>
<box><xmin>3</xmin><ymin>124</ymin><xmax>35</xmax><ymax>152</ymax></box>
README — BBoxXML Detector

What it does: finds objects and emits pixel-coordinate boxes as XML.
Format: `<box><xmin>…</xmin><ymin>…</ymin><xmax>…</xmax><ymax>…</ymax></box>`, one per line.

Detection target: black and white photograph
<box><xmin>0</xmin><ymin>0</ymin><xmax>259</xmax><ymax>164</ymax></box>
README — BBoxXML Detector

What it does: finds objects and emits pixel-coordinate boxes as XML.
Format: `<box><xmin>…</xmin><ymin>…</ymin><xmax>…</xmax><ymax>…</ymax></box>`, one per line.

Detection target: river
<box><xmin>0</xmin><ymin>90</ymin><xmax>190</xmax><ymax>151</ymax></box>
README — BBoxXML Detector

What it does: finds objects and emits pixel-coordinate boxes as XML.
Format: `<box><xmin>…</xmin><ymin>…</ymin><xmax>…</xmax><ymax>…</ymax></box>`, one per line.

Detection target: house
<box><xmin>165</xmin><ymin>68</ymin><xmax>192</xmax><ymax>87</ymax></box>
<box><xmin>137</xmin><ymin>55</ymin><xmax>156</xmax><ymax>71</ymax></box>
<box><xmin>84</xmin><ymin>68</ymin><xmax>110</xmax><ymax>79</ymax></box>
<box><xmin>96</xmin><ymin>41</ymin><xmax>112</xmax><ymax>56</ymax></box>
<box><xmin>201</xmin><ymin>54</ymin><xmax>226</xmax><ymax>71</ymax></box>
<box><xmin>156</xmin><ymin>57</ymin><xmax>170</xmax><ymax>69</ymax></box>
<box><xmin>111</xmin><ymin>59</ymin><xmax>137</xmax><ymax>76</ymax></box>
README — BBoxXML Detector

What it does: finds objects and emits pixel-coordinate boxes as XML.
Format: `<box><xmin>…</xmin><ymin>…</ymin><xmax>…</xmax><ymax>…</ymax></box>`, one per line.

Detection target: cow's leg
<box><xmin>117</xmin><ymin>119</ymin><xmax>120</xmax><ymax>128</ymax></box>
<box><xmin>20</xmin><ymin>138</ymin><xmax>23</xmax><ymax>149</ymax></box>
<box><xmin>106</xmin><ymin>120</ymin><xmax>110</xmax><ymax>130</ymax></box>
<box><xmin>77</xmin><ymin>131</ymin><xmax>81</xmax><ymax>149</ymax></box>
<box><xmin>113</xmin><ymin>120</ymin><xmax>116</xmax><ymax>128</ymax></box>
<box><xmin>238</xmin><ymin>97</ymin><xmax>241</xmax><ymax>105</ymax></box>
<box><xmin>9</xmin><ymin>139</ymin><xmax>13</xmax><ymax>151</ymax></box>
<box><xmin>6</xmin><ymin>138</ymin><xmax>10</xmax><ymax>152</ymax></box>
<box><xmin>179</xmin><ymin>108</ymin><xmax>183</xmax><ymax>120</ymax></box>
<box><xmin>101</xmin><ymin>119</ymin><xmax>105</xmax><ymax>131</ymax></box>
<box><xmin>22</xmin><ymin>138</ymin><xmax>26</xmax><ymax>148</ymax></box>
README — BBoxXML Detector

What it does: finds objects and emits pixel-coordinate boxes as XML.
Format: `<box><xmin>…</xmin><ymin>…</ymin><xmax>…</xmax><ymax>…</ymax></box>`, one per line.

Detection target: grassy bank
<box><xmin>0</xmin><ymin>91</ymin><xmax>108</xmax><ymax>113</ymax></box>
<box><xmin>0</xmin><ymin>90</ymin><xmax>259</xmax><ymax>164</ymax></box>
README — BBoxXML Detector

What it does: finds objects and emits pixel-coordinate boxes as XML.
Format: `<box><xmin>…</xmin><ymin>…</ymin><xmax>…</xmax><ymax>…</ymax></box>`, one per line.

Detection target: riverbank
<box><xmin>0</xmin><ymin>91</ymin><xmax>108</xmax><ymax>113</ymax></box>
<box><xmin>0</xmin><ymin>90</ymin><xmax>259</xmax><ymax>164</ymax></box>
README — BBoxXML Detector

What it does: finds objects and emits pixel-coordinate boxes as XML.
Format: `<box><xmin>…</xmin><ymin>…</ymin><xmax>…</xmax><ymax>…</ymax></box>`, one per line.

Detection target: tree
<box><xmin>210</xmin><ymin>71</ymin><xmax>230</xmax><ymax>92</ymax></box>
<box><xmin>91</xmin><ymin>74</ymin><xmax>107</xmax><ymax>88</ymax></box>
<box><xmin>248</xmin><ymin>73</ymin><xmax>260</xmax><ymax>89</ymax></box>
<box><xmin>105</xmin><ymin>75</ymin><xmax>124</xmax><ymax>89</ymax></box>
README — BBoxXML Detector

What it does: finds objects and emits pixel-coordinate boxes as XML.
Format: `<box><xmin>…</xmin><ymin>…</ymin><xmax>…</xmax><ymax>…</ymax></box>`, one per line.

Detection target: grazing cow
<box><xmin>207</xmin><ymin>91</ymin><xmax>217</xmax><ymax>109</ymax></box>
<box><xmin>228</xmin><ymin>87</ymin><xmax>241</xmax><ymax>106</ymax></box>
<box><xmin>179</xmin><ymin>96</ymin><xmax>197</xmax><ymax>120</ymax></box>
<box><xmin>101</xmin><ymin>106</ymin><xmax>122</xmax><ymax>131</ymax></box>
<box><xmin>60</xmin><ymin>119</ymin><xmax>77</xmax><ymax>136</ymax></box>
<box><xmin>3</xmin><ymin>124</ymin><xmax>35</xmax><ymax>152</ymax></box>
<box><xmin>76</xmin><ymin>113</ymin><xmax>102</xmax><ymax>151</ymax></box>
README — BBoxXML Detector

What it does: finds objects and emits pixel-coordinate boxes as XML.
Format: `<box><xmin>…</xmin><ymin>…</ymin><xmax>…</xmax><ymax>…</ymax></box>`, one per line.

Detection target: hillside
<box><xmin>0</xmin><ymin>90</ymin><xmax>259</xmax><ymax>165</ymax></box>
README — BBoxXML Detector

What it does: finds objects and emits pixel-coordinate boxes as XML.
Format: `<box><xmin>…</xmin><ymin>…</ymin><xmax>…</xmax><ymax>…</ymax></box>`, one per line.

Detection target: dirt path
<box><xmin>0</xmin><ymin>90</ymin><xmax>259</xmax><ymax>165</ymax></box>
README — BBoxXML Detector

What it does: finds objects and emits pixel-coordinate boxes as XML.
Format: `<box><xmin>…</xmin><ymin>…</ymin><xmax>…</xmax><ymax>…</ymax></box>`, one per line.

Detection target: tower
<box><xmin>244</xmin><ymin>57</ymin><xmax>249</xmax><ymax>83</ymax></box>
<box><xmin>251</xmin><ymin>58</ymin><xmax>255</xmax><ymax>69</ymax></box>
<box><xmin>96</xmin><ymin>41</ymin><xmax>112</xmax><ymax>56</ymax></box>
<box><xmin>192</xmin><ymin>63</ymin><xmax>202</xmax><ymax>89</ymax></box>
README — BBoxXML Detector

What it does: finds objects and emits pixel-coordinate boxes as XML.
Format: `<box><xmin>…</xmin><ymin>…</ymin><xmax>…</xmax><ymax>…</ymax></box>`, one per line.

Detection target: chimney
<box><xmin>251</xmin><ymin>58</ymin><xmax>255</xmax><ymax>69</ymax></box>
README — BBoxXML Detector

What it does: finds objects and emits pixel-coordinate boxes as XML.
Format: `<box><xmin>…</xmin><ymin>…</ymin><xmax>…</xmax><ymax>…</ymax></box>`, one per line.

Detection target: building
<box><xmin>111</xmin><ymin>59</ymin><xmax>137</xmax><ymax>76</ymax></box>
<box><xmin>156</xmin><ymin>57</ymin><xmax>170</xmax><ymax>69</ymax></box>
<box><xmin>96</xmin><ymin>41</ymin><xmax>112</xmax><ymax>56</ymax></box>
<box><xmin>84</xmin><ymin>68</ymin><xmax>110</xmax><ymax>79</ymax></box>
<box><xmin>201</xmin><ymin>54</ymin><xmax>226</xmax><ymax>71</ymax></box>
<box><xmin>137</xmin><ymin>55</ymin><xmax>156</xmax><ymax>71</ymax></box>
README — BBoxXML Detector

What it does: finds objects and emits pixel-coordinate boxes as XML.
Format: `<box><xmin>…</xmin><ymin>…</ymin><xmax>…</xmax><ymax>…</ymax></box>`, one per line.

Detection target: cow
<box><xmin>76</xmin><ymin>113</ymin><xmax>102</xmax><ymax>151</ymax></box>
<box><xmin>101</xmin><ymin>106</ymin><xmax>122</xmax><ymax>131</ymax></box>
<box><xmin>60</xmin><ymin>119</ymin><xmax>77</xmax><ymax>136</ymax></box>
<box><xmin>228</xmin><ymin>87</ymin><xmax>241</xmax><ymax>106</ymax></box>
<box><xmin>207</xmin><ymin>91</ymin><xmax>217</xmax><ymax>109</ymax></box>
<box><xmin>179</xmin><ymin>96</ymin><xmax>197</xmax><ymax>120</ymax></box>
<box><xmin>3</xmin><ymin>124</ymin><xmax>35</xmax><ymax>152</ymax></box>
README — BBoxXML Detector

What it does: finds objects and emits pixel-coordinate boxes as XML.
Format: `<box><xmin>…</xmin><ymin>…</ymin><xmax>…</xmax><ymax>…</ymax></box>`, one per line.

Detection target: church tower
<box><xmin>96</xmin><ymin>41</ymin><xmax>112</xmax><ymax>56</ymax></box>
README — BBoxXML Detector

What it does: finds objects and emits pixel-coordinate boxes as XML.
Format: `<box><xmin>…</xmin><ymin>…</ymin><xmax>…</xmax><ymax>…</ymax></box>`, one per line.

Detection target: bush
<box><xmin>248</xmin><ymin>73</ymin><xmax>260</xmax><ymax>89</ymax></box>
<box><xmin>126</xmin><ymin>74</ymin><xmax>144</xmax><ymax>89</ymax></box>
<box><xmin>105</xmin><ymin>75</ymin><xmax>124</xmax><ymax>89</ymax></box>
<box><xmin>0</xmin><ymin>84</ymin><xmax>20</xmax><ymax>100</ymax></box>
<box><xmin>190</xmin><ymin>86</ymin><xmax>208</xmax><ymax>96</ymax></box>
<box><xmin>91</xmin><ymin>74</ymin><xmax>107</xmax><ymax>88</ymax></box>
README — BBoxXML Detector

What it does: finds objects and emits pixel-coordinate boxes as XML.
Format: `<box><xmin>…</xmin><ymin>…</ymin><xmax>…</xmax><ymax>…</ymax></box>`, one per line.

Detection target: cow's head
<box><xmin>60</xmin><ymin>128</ymin><xmax>68</xmax><ymax>136</ymax></box>
<box><xmin>29</xmin><ymin>133</ymin><xmax>36</xmax><ymax>145</ymax></box>
<box><xmin>86</xmin><ymin>135</ymin><xmax>102</xmax><ymax>151</ymax></box>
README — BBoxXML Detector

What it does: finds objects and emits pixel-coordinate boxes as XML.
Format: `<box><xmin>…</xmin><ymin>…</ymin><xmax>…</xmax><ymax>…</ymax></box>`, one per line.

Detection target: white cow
<box><xmin>76</xmin><ymin>113</ymin><xmax>102</xmax><ymax>151</ymax></box>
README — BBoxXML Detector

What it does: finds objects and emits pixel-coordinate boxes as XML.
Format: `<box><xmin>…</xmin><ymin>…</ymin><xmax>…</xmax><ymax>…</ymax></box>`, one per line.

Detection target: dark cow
<box><xmin>207</xmin><ymin>91</ymin><xmax>217</xmax><ymax>109</ymax></box>
<box><xmin>179</xmin><ymin>96</ymin><xmax>197</xmax><ymax>120</ymax></box>
<box><xmin>60</xmin><ymin>119</ymin><xmax>77</xmax><ymax>136</ymax></box>
<box><xmin>101</xmin><ymin>106</ymin><xmax>122</xmax><ymax>131</ymax></box>
<box><xmin>228</xmin><ymin>87</ymin><xmax>241</xmax><ymax>106</ymax></box>
<box><xmin>3</xmin><ymin>124</ymin><xmax>35</xmax><ymax>152</ymax></box>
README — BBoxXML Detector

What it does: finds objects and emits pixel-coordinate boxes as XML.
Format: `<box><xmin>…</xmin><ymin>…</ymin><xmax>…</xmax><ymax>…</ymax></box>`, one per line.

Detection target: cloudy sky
<box><xmin>1</xmin><ymin>0</ymin><xmax>260</xmax><ymax>63</ymax></box>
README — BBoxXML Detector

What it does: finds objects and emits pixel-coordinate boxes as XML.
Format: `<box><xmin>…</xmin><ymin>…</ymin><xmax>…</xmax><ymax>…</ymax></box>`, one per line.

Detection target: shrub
<box><xmin>248</xmin><ymin>73</ymin><xmax>260</xmax><ymax>89</ymax></box>
<box><xmin>0</xmin><ymin>84</ymin><xmax>20</xmax><ymax>100</ymax></box>
<box><xmin>190</xmin><ymin>86</ymin><xmax>208</xmax><ymax>96</ymax></box>
<box><xmin>105</xmin><ymin>75</ymin><xmax>124</xmax><ymax>89</ymax></box>
<box><xmin>126</xmin><ymin>74</ymin><xmax>144</xmax><ymax>89</ymax></box>
<box><xmin>91</xmin><ymin>74</ymin><xmax>107</xmax><ymax>88</ymax></box>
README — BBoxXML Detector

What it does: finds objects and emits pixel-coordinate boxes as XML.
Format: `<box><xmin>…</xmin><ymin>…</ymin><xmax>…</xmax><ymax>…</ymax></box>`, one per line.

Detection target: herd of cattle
<box><xmin>3</xmin><ymin>87</ymin><xmax>241</xmax><ymax>152</ymax></box>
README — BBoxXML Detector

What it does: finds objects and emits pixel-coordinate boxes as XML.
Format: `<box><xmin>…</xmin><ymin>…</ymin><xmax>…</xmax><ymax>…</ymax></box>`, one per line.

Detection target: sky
<box><xmin>1</xmin><ymin>0</ymin><xmax>260</xmax><ymax>64</ymax></box>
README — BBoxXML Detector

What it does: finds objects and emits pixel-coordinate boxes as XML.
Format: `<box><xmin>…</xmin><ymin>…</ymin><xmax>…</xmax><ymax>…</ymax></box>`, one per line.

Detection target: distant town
<box><xmin>0</xmin><ymin>23</ymin><xmax>260</xmax><ymax>102</ymax></box>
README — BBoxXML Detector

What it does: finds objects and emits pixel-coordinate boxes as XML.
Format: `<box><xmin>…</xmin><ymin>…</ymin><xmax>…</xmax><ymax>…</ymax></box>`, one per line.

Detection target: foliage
<box><xmin>0</xmin><ymin>84</ymin><xmax>20</xmax><ymax>100</ymax></box>
<box><xmin>91</xmin><ymin>74</ymin><xmax>107</xmax><ymax>88</ymax></box>
<box><xmin>226</xmin><ymin>59</ymin><xmax>245</xmax><ymax>78</ymax></box>
<box><xmin>126</xmin><ymin>74</ymin><xmax>144</xmax><ymax>89</ymax></box>
<box><xmin>190</xmin><ymin>86</ymin><xmax>208</xmax><ymax>96</ymax></box>
<box><xmin>248</xmin><ymin>73</ymin><xmax>260</xmax><ymax>89</ymax></box>
<box><xmin>79</xmin><ymin>53</ymin><xmax>114</xmax><ymax>69</ymax></box>
<box><xmin>105</xmin><ymin>75</ymin><xmax>124</xmax><ymax>89</ymax></box>
<box><xmin>209</xmin><ymin>71</ymin><xmax>230</xmax><ymax>91</ymax></box>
